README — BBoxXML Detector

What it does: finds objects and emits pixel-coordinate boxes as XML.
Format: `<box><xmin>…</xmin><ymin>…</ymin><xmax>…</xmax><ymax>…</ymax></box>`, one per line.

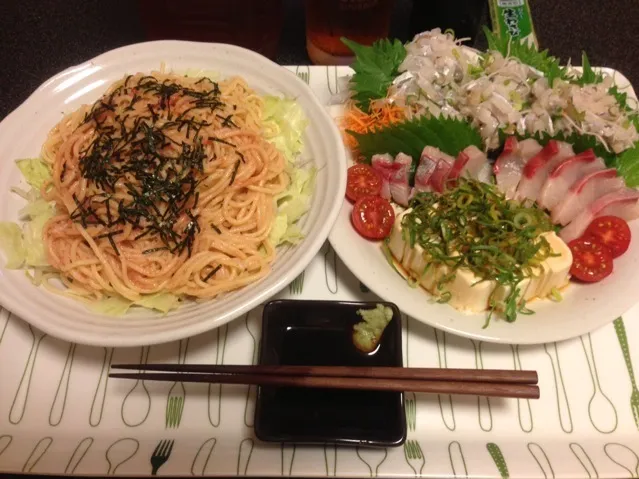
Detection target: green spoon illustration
<box><xmin>487</xmin><ymin>443</ymin><xmax>509</xmax><ymax>479</ymax></box>
<box><xmin>604</xmin><ymin>442</ymin><xmax>639</xmax><ymax>477</ymax></box>
<box><xmin>105</xmin><ymin>438</ymin><xmax>139</xmax><ymax>475</ymax></box>
<box><xmin>613</xmin><ymin>317</ymin><xmax>639</xmax><ymax>431</ymax></box>
<box><xmin>580</xmin><ymin>334</ymin><xmax>618</xmax><ymax>433</ymax></box>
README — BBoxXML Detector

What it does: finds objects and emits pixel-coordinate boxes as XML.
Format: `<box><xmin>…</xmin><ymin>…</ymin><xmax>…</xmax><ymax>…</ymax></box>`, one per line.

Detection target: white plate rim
<box><xmin>0</xmin><ymin>40</ymin><xmax>347</xmax><ymax>347</ymax></box>
<box><xmin>328</xmin><ymin>66</ymin><xmax>639</xmax><ymax>345</ymax></box>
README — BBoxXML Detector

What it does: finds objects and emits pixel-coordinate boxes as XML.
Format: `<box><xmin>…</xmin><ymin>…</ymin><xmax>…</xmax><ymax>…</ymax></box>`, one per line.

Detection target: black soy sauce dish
<box><xmin>254</xmin><ymin>299</ymin><xmax>407</xmax><ymax>447</ymax></box>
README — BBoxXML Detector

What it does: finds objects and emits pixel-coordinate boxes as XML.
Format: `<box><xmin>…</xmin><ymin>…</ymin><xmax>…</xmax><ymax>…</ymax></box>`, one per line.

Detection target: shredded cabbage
<box><xmin>262</xmin><ymin>96</ymin><xmax>315</xmax><ymax>246</ymax></box>
<box><xmin>182</xmin><ymin>69</ymin><xmax>221</xmax><ymax>81</ymax></box>
<box><xmin>0</xmin><ymin>222</ymin><xmax>27</xmax><ymax>269</ymax></box>
<box><xmin>89</xmin><ymin>292</ymin><xmax>181</xmax><ymax>316</ymax></box>
<box><xmin>263</xmin><ymin>96</ymin><xmax>308</xmax><ymax>163</ymax></box>
<box><xmin>0</xmin><ymin>158</ymin><xmax>56</xmax><ymax>270</ymax></box>
<box><xmin>15</xmin><ymin>158</ymin><xmax>52</xmax><ymax>189</ymax></box>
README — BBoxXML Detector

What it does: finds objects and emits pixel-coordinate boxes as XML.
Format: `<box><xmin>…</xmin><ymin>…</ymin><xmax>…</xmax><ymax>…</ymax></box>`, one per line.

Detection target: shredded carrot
<box><xmin>338</xmin><ymin>101</ymin><xmax>405</xmax><ymax>161</ymax></box>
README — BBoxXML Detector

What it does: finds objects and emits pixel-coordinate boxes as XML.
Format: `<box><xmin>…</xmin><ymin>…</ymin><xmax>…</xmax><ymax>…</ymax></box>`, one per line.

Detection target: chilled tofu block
<box><xmin>387</xmin><ymin>209</ymin><xmax>411</xmax><ymax>261</ymax></box>
<box><xmin>443</xmin><ymin>267</ymin><xmax>495</xmax><ymax>313</ymax></box>
<box><xmin>386</xmin><ymin>212</ymin><xmax>573</xmax><ymax>314</ymax></box>
<box><xmin>534</xmin><ymin>231</ymin><xmax>573</xmax><ymax>298</ymax></box>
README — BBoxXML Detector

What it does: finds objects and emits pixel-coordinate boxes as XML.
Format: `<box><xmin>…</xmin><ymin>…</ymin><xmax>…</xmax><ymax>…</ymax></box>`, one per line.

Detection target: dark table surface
<box><xmin>1</xmin><ymin>0</ymin><xmax>639</xmax><ymax>122</ymax></box>
<box><xmin>1</xmin><ymin>0</ymin><xmax>639</xmax><ymax>477</ymax></box>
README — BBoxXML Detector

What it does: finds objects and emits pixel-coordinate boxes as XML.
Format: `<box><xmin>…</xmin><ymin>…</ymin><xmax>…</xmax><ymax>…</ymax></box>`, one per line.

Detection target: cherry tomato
<box><xmin>583</xmin><ymin>215</ymin><xmax>631</xmax><ymax>258</ymax></box>
<box><xmin>351</xmin><ymin>196</ymin><xmax>395</xmax><ymax>240</ymax></box>
<box><xmin>346</xmin><ymin>164</ymin><xmax>382</xmax><ymax>202</ymax></box>
<box><xmin>568</xmin><ymin>237</ymin><xmax>613</xmax><ymax>283</ymax></box>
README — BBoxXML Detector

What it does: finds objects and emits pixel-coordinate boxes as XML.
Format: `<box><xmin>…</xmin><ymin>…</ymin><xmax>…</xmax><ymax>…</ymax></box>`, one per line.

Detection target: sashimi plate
<box><xmin>328</xmin><ymin>68</ymin><xmax>639</xmax><ymax>345</ymax></box>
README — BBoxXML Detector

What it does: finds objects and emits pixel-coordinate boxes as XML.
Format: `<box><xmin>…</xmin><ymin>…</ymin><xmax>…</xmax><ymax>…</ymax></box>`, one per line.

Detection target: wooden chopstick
<box><xmin>109</xmin><ymin>365</ymin><xmax>539</xmax><ymax>399</ymax></box>
<box><xmin>109</xmin><ymin>371</ymin><xmax>538</xmax><ymax>399</ymax></box>
<box><xmin>111</xmin><ymin>364</ymin><xmax>537</xmax><ymax>384</ymax></box>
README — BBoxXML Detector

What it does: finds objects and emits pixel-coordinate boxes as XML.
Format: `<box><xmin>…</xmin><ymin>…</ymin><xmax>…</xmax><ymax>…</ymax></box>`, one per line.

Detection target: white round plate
<box><xmin>328</xmin><ymin>69</ymin><xmax>639</xmax><ymax>345</ymax></box>
<box><xmin>0</xmin><ymin>41</ymin><xmax>346</xmax><ymax>347</ymax></box>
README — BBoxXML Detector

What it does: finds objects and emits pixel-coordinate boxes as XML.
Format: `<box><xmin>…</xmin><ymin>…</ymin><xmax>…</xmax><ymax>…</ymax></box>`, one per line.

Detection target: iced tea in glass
<box><xmin>306</xmin><ymin>0</ymin><xmax>394</xmax><ymax>65</ymax></box>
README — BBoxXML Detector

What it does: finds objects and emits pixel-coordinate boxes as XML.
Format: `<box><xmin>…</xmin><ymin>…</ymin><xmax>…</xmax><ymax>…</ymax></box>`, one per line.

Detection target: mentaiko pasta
<box><xmin>39</xmin><ymin>72</ymin><xmax>289</xmax><ymax>302</ymax></box>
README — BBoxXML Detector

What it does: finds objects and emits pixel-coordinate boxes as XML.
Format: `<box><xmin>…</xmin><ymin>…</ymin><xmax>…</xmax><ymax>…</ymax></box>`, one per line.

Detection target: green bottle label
<box><xmin>489</xmin><ymin>0</ymin><xmax>537</xmax><ymax>47</ymax></box>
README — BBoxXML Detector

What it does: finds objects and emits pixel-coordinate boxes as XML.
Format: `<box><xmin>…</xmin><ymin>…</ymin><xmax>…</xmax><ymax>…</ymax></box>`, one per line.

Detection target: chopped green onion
<box><xmin>403</xmin><ymin>178</ymin><xmax>555</xmax><ymax>323</ymax></box>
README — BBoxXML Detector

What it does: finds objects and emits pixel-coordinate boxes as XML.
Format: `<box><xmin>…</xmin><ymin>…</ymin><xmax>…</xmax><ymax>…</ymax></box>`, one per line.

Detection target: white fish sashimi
<box><xmin>551</xmin><ymin>168</ymin><xmax>625</xmax><ymax>225</ymax></box>
<box><xmin>515</xmin><ymin>140</ymin><xmax>575</xmax><ymax>204</ymax></box>
<box><xmin>413</xmin><ymin>148</ymin><xmax>439</xmax><ymax>193</ymax></box>
<box><xmin>559</xmin><ymin>189</ymin><xmax>639</xmax><ymax>243</ymax></box>
<box><xmin>430</xmin><ymin>157</ymin><xmax>454</xmax><ymax>192</ymax></box>
<box><xmin>371</xmin><ymin>153</ymin><xmax>397</xmax><ymax>200</ymax></box>
<box><xmin>537</xmin><ymin>149</ymin><xmax>605</xmax><ymax>210</ymax></box>
<box><xmin>389</xmin><ymin>152</ymin><xmax>413</xmax><ymax>206</ymax></box>
<box><xmin>448</xmin><ymin>145</ymin><xmax>488</xmax><ymax>183</ymax></box>
<box><xmin>413</xmin><ymin>162</ymin><xmax>435</xmax><ymax>193</ymax></box>
<box><xmin>389</xmin><ymin>183</ymin><xmax>412</xmax><ymax>206</ymax></box>
<box><xmin>494</xmin><ymin>137</ymin><xmax>542</xmax><ymax>198</ymax></box>
<box><xmin>417</xmin><ymin>148</ymin><xmax>454</xmax><ymax>193</ymax></box>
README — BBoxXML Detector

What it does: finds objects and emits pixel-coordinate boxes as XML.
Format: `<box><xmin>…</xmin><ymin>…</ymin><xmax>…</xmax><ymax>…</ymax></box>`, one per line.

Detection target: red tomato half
<box><xmin>583</xmin><ymin>215</ymin><xmax>631</xmax><ymax>258</ymax></box>
<box><xmin>346</xmin><ymin>164</ymin><xmax>382</xmax><ymax>202</ymax></box>
<box><xmin>568</xmin><ymin>238</ymin><xmax>614</xmax><ymax>283</ymax></box>
<box><xmin>351</xmin><ymin>196</ymin><xmax>395</xmax><ymax>240</ymax></box>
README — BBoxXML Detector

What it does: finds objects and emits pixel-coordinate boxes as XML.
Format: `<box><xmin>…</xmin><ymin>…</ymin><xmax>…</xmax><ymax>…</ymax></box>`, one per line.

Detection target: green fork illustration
<box><xmin>613</xmin><ymin>317</ymin><xmax>639</xmax><ymax>430</ymax></box>
<box><xmin>289</xmin><ymin>270</ymin><xmax>305</xmax><ymax>295</ymax></box>
<box><xmin>165</xmin><ymin>339</ymin><xmax>189</xmax><ymax>428</ymax></box>
<box><xmin>403</xmin><ymin>440</ymin><xmax>425</xmax><ymax>476</ymax></box>
<box><xmin>295</xmin><ymin>66</ymin><xmax>310</xmax><ymax>85</ymax></box>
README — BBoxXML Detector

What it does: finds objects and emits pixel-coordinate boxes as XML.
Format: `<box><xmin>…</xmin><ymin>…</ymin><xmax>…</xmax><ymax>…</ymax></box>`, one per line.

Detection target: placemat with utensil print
<box><xmin>0</xmin><ymin>66</ymin><xmax>638</xmax><ymax>478</ymax></box>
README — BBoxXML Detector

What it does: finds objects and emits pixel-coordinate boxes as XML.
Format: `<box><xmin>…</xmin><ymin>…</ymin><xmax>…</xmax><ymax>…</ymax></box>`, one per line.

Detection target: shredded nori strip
<box><xmin>71</xmin><ymin>73</ymin><xmax>234</xmax><ymax>258</ymax></box>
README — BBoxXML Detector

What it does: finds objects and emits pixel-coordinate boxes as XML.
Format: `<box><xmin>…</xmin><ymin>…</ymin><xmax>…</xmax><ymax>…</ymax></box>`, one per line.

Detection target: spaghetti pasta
<box><xmin>39</xmin><ymin>72</ymin><xmax>289</xmax><ymax>303</ymax></box>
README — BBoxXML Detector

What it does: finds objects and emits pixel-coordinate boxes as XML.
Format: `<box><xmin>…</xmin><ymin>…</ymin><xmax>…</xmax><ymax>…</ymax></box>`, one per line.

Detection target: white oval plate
<box><xmin>0</xmin><ymin>41</ymin><xmax>346</xmax><ymax>347</ymax></box>
<box><xmin>328</xmin><ymin>68</ymin><xmax>639</xmax><ymax>345</ymax></box>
